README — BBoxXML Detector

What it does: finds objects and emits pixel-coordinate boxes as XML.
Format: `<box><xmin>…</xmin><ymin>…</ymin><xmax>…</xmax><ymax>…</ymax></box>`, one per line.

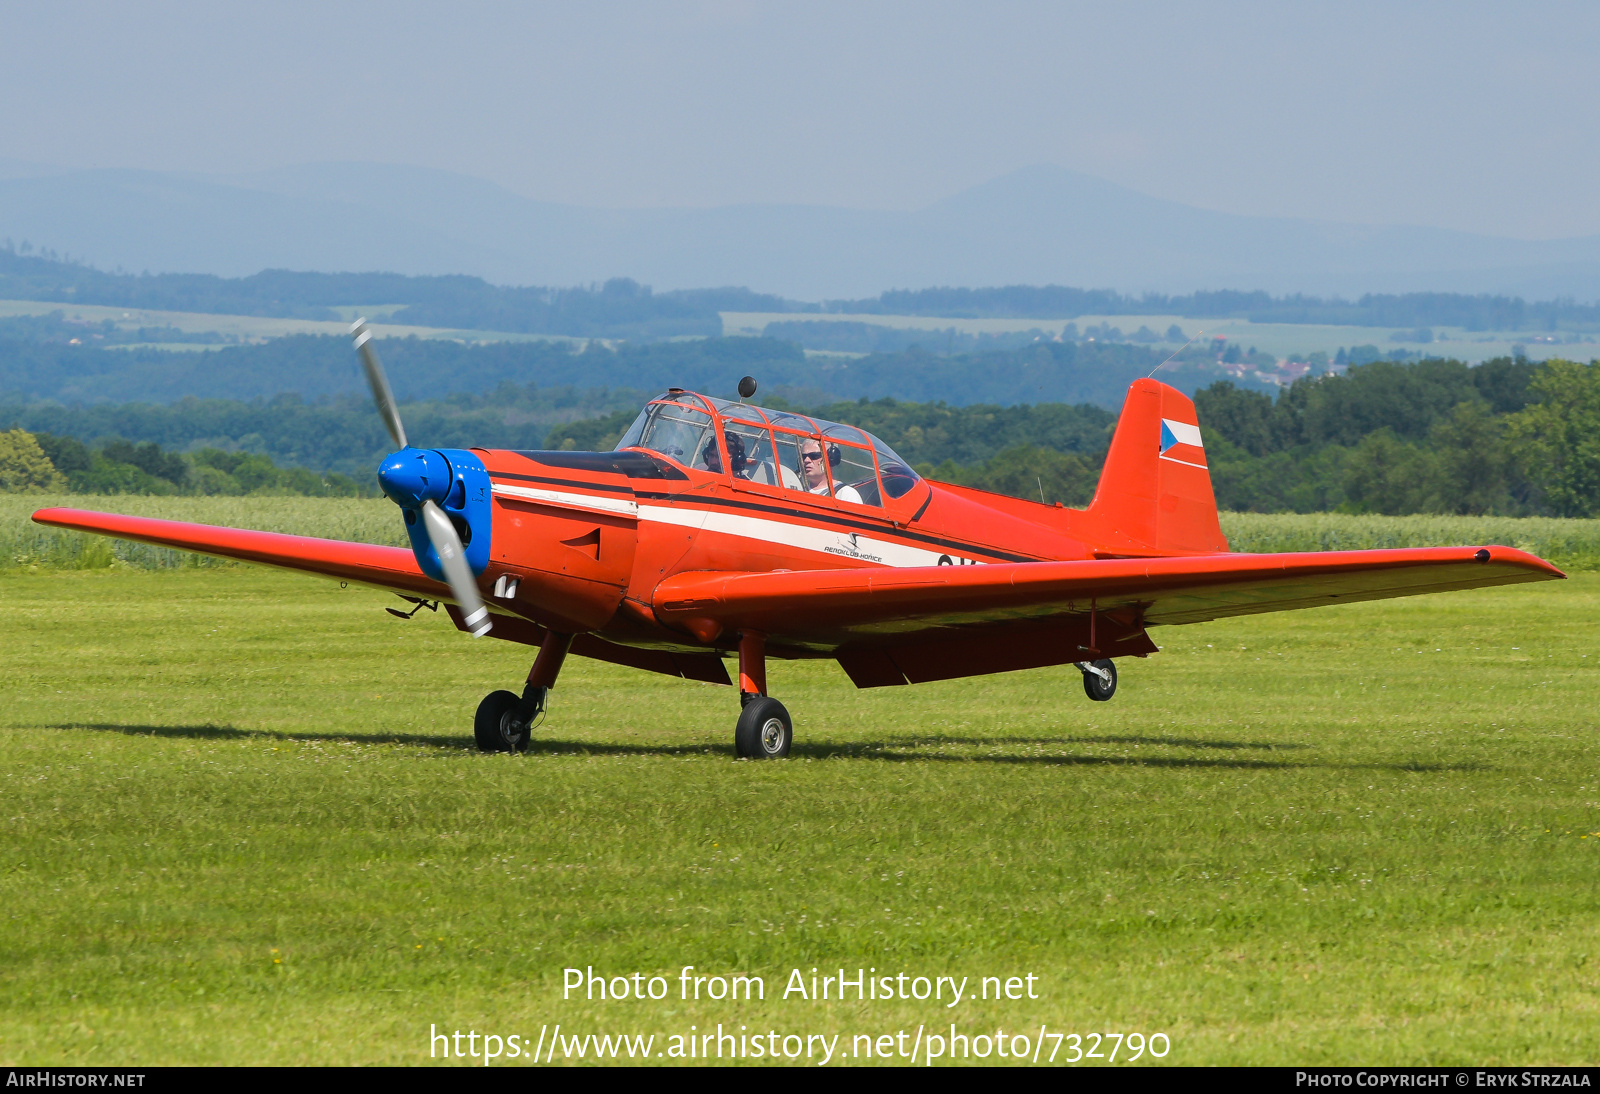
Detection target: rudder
<box><xmin>1084</xmin><ymin>378</ymin><xmax>1228</xmax><ymax>556</ymax></box>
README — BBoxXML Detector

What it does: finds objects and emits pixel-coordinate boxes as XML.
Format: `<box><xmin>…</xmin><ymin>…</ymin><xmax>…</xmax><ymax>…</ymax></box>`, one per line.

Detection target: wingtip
<box><xmin>1479</xmin><ymin>544</ymin><xmax>1566</xmax><ymax>579</ymax></box>
<box><xmin>31</xmin><ymin>506</ymin><xmax>85</xmax><ymax>528</ymax></box>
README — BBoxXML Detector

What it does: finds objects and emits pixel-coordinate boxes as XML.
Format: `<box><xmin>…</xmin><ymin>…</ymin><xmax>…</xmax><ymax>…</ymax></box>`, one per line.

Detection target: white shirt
<box><xmin>741</xmin><ymin>461</ymin><xmax>804</xmax><ymax>489</ymax></box>
<box><xmin>807</xmin><ymin>479</ymin><xmax>863</xmax><ymax>504</ymax></box>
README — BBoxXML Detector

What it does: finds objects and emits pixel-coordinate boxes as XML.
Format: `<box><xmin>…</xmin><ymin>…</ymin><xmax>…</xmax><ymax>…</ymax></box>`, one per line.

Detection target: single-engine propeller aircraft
<box><xmin>35</xmin><ymin>322</ymin><xmax>1564</xmax><ymax>758</ymax></box>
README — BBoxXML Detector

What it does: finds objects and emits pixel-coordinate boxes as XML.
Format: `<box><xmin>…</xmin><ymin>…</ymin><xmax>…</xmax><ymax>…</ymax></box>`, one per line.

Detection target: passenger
<box><xmin>799</xmin><ymin>438</ymin><xmax>862</xmax><ymax>503</ymax></box>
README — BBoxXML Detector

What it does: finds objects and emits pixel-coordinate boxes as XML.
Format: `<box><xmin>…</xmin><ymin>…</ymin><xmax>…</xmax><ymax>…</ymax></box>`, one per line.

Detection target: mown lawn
<box><xmin>0</xmin><ymin>566</ymin><xmax>1595</xmax><ymax>1065</ymax></box>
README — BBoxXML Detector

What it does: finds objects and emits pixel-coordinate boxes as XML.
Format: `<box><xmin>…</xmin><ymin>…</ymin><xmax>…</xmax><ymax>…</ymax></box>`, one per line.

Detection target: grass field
<box><xmin>721</xmin><ymin>311</ymin><xmax>1595</xmax><ymax>365</ymax></box>
<box><xmin>0</xmin><ymin>298</ymin><xmax>569</xmax><ymax>349</ymax></box>
<box><xmin>0</xmin><ymin>553</ymin><xmax>1595</xmax><ymax>1065</ymax></box>
<box><xmin>0</xmin><ymin>495</ymin><xmax>405</xmax><ymax>572</ymax></box>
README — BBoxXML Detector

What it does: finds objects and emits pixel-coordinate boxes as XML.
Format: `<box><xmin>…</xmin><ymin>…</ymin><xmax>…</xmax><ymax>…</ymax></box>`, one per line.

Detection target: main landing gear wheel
<box><xmin>735</xmin><ymin>696</ymin><xmax>792</xmax><ymax>759</ymax></box>
<box><xmin>475</xmin><ymin>688</ymin><xmax>535</xmax><ymax>752</ymax></box>
<box><xmin>1080</xmin><ymin>659</ymin><xmax>1117</xmax><ymax>702</ymax></box>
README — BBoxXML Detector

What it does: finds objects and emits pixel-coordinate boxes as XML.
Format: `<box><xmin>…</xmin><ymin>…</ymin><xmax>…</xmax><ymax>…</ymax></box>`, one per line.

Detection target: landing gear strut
<box><xmin>1077</xmin><ymin>658</ymin><xmax>1117</xmax><ymax>702</ymax></box>
<box><xmin>734</xmin><ymin>629</ymin><xmax>791</xmax><ymax>759</ymax></box>
<box><xmin>475</xmin><ymin>631</ymin><xmax>572</xmax><ymax>752</ymax></box>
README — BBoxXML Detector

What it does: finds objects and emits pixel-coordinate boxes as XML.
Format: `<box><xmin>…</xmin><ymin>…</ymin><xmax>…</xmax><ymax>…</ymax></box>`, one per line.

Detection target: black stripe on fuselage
<box><xmin>491</xmin><ymin>469</ymin><xmax>639</xmax><ymax>496</ymax></box>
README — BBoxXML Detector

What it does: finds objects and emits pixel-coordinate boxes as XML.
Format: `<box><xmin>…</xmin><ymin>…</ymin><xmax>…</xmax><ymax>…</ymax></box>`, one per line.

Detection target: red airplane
<box><xmin>34</xmin><ymin>323</ymin><xmax>1563</xmax><ymax>759</ymax></box>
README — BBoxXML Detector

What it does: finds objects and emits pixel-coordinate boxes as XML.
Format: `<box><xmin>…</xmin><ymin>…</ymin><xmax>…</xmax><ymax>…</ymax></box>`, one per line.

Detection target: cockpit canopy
<box><xmin>615</xmin><ymin>391</ymin><xmax>921</xmax><ymax>508</ymax></box>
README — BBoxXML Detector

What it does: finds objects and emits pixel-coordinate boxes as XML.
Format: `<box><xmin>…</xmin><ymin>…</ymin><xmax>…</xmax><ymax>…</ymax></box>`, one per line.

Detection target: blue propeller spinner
<box><xmin>377</xmin><ymin>447</ymin><xmax>492</xmax><ymax>582</ymax></box>
<box><xmin>351</xmin><ymin>320</ymin><xmax>493</xmax><ymax>636</ymax></box>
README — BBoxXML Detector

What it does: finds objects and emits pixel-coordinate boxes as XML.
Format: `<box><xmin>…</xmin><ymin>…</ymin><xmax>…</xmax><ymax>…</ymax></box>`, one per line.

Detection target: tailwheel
<box><xmin>1079</xmin><ymin>659</ymin><xmax>1118</xmax><ymax>702</ymax></box>
<box><xmin>735</xmin><ymin>695</ymin><xmax>792</xmax><ymax>759</ymax></box>
<box><xmin>475</xmin><ymin>688</ymin><xmax>534</xmax><ymax>752</ymax></box>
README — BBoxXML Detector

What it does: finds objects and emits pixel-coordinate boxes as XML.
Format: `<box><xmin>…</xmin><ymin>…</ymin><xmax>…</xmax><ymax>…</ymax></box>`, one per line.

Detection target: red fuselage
<box><xmin>477</xmin><ymin>444</ymin><xmax>1090</xmax><ymax>660</ymax></box>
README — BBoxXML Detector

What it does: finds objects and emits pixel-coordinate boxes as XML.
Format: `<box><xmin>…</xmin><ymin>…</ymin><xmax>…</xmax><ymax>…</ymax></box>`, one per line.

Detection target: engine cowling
<box><xmin>377</xmin><ymin>447</ymin><xmax>492</xmax><ymax>583</ymax></box>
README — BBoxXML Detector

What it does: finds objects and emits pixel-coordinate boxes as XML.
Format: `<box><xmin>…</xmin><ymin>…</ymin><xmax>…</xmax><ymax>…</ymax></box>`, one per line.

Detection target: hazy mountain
<box><xmin>2</xmin><ymin>161</ymin><xmax>1598</xmax><ymax>301</ymax></box>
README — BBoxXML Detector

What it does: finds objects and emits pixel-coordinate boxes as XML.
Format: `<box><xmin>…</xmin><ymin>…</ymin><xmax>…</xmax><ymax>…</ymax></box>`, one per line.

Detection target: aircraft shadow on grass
<box><xmin>49</xmin><ymin>723</ymin><xmax>1483</xmax><ymax>774</ymax></box>
<box><xmin>861</xmin><ymin>733</ymin><xmax>1309</xmax><ymax>751</ymax></box>
<box><xmin>49</xmin><ymin>722</ymin><xmax>472</xmax><ymax>751</ymax></box>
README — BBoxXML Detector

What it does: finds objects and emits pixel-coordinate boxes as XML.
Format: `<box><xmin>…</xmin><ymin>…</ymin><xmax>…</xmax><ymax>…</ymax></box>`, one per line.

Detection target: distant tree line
<box><xmin>0</xmin><ymin>389</ymin><xmax>1115</xmax><ymax>505</ymax></box>
<box><xmin>6</xmin><ymin>246</ymin><xmax>1599</xmax><ymax>337</ymax></box>
<box><xmin>0</xmin><ymin>248</ymin><xmax>795</xmax><ymax>338</ymax></box>
<box><xmin>829</xmin><ymin>286</ymin><xmax>1600</xmax><ymax>332</ymax></box>
<box><xmin>1</xmin><ymin>384</ymin><xmax>645</xmax><ymax>478</ymax></box>
<box><xmin>0</xmin><ymin>331</ymin><xmax>1179</xmax><ymax>409</ymax></box>
<box><xmin>10</xmin><ymin>341</ymin><xmax>1600</xmax><ymax>516</ymax></box>
<box><xmin>0</xmin><ymin>334</ymin><xmax>808</xmax><ymax>405</ymax></box>
<box><xmin>0</xmin><ymin>428</ymin><xmax>364</xmax><ymax>497</ymax></box>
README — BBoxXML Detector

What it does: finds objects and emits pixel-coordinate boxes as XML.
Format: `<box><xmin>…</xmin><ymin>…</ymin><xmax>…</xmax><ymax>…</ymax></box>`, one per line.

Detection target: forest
<box><xmin>0</xmin><ymin>331</ymin><xmax>1181</xmax><ymax>407</ymax></box>
<box><xmin>0</xmin><ymin>248</ymin><xmax>788</xmax><ymax>337</ymax></box>
<box><xmin>9</xmin><ymin>354</ymin><xmax>1600</xmax><ymax>518</ymax></box>
<box><xmin>5</xmin><ymin>246</ymin><xmax>1598</xmax><ymax>336</ymax></box>
<box><xmin>1194</xmin><ymin>356</ymin><xmax>1600</xmax><ymax>517</ymax></box>
<box><xmin>0</xmin><ymin>428</ymin><xmax>363</xmax><ymax>497</ymax></box>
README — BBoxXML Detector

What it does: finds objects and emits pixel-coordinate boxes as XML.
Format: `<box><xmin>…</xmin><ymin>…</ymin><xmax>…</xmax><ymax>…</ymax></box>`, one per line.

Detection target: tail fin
<box><xmin>1083</xmin><ymin>378</ymin><xmax>1228</xmax><ymax>556</ymax></box>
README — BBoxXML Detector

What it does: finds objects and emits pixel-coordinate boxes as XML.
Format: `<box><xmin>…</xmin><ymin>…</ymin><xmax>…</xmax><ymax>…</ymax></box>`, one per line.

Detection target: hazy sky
<box><xmin>3</xmin><ymin>1</ymin><xmax>1597</xmax><ymax>239</ymax></box>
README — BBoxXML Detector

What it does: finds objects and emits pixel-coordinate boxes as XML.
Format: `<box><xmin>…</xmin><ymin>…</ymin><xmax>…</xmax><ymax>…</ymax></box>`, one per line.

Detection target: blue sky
<box><xmin>2</xmin><ymin>1</ymin><xmax>1597</xmax><ymax>239</ymax></box>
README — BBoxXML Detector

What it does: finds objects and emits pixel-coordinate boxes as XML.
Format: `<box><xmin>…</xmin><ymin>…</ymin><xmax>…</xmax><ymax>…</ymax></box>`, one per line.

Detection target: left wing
<box><xmin>651</xmin><ymin>546</ymin><xmax>1564</xmax><ymax>685</ymax></box>
<box><xmin>32</xmin><ymin>507</ymin><xmax>446</xmax><ymax>599</ymax></box>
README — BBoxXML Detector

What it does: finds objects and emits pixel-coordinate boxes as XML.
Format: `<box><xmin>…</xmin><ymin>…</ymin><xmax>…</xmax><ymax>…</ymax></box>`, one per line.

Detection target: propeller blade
<box><xmin>351</xmin><ymin>319</ymin><xmax>407</xmax><ymax>450</ymax></box>
<box><xmin>420</xmin><ymin>499</ymin><xmax>491</xmax><ymax>637</ymax></box>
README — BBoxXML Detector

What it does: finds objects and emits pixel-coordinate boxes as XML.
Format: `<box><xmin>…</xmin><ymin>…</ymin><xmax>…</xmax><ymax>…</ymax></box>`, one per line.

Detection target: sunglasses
<box><xmin>801</xmin><ymin>451</ymin><xmax>824</xmax><ymax>461</ymax></box>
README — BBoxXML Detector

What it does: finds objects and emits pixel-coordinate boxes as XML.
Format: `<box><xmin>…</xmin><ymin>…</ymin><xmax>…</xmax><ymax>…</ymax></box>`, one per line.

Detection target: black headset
<box><xmin>704</xmin><ymin>431</ymin><xmax>748</xmax><ymax>470</ymax></box>
<box><xmin>804</xmin><ymin>441</ymin><xmax>842</xmax><ymax>468</ymax></box>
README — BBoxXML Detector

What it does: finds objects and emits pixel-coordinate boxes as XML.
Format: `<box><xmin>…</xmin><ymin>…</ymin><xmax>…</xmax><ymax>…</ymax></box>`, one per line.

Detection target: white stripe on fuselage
<box><xmin>491</xmin><ymin>481</ymin><xmax>972</xmax><ymax>566</ymax></box>
<box><xmin>639</xmin><ymin>503</ymin><xmax>954</xmax><ymax>567</ymax></box>
<box><xmin>492</xmin><ymin>482</ymin><xmax>640</xmax><ymax>517</ymax></box>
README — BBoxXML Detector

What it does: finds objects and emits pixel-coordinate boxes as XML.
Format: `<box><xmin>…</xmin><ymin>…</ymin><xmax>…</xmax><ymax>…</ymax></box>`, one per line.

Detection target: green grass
<box><xmin>1220</xmin><ymin>512</ymin><xmax>1600</xmax><ymax>572</ymax></box>
<box><xmin>0</xmin><ymin>564</ymin><xmax>1595</xmax><ymax>1065</ymax></box>
<box><xmin>0</xmin><ymin>495</ymin><xmax>404</xmax><ymax>571</ymax></box>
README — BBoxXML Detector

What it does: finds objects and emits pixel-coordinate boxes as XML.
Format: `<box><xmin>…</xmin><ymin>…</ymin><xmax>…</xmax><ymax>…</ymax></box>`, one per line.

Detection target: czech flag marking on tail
<box><xmin>1158</xmin><ymin>418</ymin><xmax>1206</xmax><ymax>469</ymax></box>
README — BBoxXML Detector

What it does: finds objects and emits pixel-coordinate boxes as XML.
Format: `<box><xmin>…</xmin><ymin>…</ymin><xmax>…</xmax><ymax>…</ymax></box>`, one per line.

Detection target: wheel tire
<box><xmin>474</xmin><ymin>689</ymin><xmax>527</xmax><ymax>752</ymax></box>
<box><xmin>734</xmin><ymin>696</ymin><xmax>792</xmax><ymax>759</ymax></box>
<box><xmin>1081</xmin><ymin>659</ymin><xmax>1118</xmax><ymax>702</ymax></box>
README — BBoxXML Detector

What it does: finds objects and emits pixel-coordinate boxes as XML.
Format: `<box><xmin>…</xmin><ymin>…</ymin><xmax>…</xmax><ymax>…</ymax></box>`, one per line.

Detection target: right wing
<box><xmin>32</xmin><ymin>507</ymin><xmax>447</xmax><ymax>600</ymax></box>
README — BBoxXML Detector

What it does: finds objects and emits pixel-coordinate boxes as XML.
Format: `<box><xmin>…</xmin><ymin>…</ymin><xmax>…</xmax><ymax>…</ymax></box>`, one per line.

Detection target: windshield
<box><xmin>618</xmin><ymin>394</ymin><xmax>921</xmax><ymax>500</ymax></box>
<box><xmin>617</xmin><ymin>398</ymin><xmax>713</xmax><ymax>467</ymax></box>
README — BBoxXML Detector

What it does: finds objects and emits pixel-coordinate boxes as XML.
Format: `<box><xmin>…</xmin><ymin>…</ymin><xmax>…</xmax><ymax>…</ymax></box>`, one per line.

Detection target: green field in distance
<box><xmin>0</xmin><ymin>560</ymin><xmax>1594</xmax><ymax>1065</ymax></box>
<box><xmin>722</xmin><ymin>311</ymin><xmax>1595</xmax><ymax>365</ymax></box>
<box><xmin>0</xmin><ymin>299</ymin><xmax>579</xmax><ymax>350</ymax></box>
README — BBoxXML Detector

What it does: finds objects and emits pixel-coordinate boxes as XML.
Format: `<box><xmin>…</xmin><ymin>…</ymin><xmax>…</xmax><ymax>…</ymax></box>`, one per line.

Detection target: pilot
<box><xmin>699</xmin><ymin>435</ymin><xmax>723</xmax><ymax>474</ymax></box>
<box><xmin>701</xmin><ymin>430</ymin><xmax>750</xmax><ymax>477</ymax></box>
<box><xmin>799</xmin><ymin>438</ymin><xmax>862</xmax><ymax>503</ymax></box>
